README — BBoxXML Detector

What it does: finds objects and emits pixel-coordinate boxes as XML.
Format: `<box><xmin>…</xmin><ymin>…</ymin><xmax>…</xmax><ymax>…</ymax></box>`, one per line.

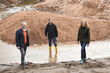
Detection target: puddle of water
<box><xmin>0</xmin><ymin>40</ymin><xmax>110</xmax><ymax>64</ymax></box>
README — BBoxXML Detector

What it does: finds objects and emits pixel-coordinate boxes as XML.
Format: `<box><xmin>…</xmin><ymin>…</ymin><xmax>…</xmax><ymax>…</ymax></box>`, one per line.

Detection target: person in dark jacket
<box><xmin>45</xmin><ymin>19</ymin><xmax>58</xmax><ymax>62</ymax></box>
<box><xmin>16</xmin><ymin>21</ymin><xmax>29</xmax><ymax>68</ymax></box>
<box><xmin>77</xmin><ymin>21</ymin><xmax>90</xmax><ymax>63</ymax></box>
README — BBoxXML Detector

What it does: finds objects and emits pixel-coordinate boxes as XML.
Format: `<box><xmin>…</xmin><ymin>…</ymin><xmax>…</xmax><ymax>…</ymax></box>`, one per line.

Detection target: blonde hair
<box><xmin>80</xmin><ymin>19</ymin><xmax>89</xmax><ymax>27</ymax></box>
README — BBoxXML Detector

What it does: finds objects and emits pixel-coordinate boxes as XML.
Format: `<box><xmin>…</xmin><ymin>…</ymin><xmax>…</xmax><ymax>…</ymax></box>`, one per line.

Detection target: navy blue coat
<box><xmin>16</xmin><ymin>28</ymin><xmax>29</xmax><ymax>48</ymax></box>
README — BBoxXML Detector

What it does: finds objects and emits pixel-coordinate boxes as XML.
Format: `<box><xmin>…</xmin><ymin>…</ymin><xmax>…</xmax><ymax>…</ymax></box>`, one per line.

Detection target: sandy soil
<box><xmin>34</xmin><ymin>0</ymin><xmax>106</xmax><ymax>18</ymax></box>
<box><xmin>0</xmin><ymin>10</ymin><xmax>110</xmax><ymax>45</ymax></box>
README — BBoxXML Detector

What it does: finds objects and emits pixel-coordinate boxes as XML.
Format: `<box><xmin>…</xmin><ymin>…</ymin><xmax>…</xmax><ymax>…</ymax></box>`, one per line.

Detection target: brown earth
<box><xmin>0</xmin><ymin>58</ymin><xmax>110</xmax><ymax>73</ymax></box>
<box><xmin>0</xmin><ymin>11</ymin><xmax>110</xmax><ymax>45</ymax></box>
<box><xmin>34</xmin><ymin>0</ymin><xmax>110</xmax><ymax>19</ymax></box>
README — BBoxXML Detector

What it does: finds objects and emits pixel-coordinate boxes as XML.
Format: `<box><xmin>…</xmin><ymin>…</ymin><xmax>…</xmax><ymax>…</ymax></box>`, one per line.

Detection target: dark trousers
<box><xmin>80</xmin><ymin>42</ymin><xmax>87</xmax><ymax>60</ymax></box>
<box><xmin>48</xmin><ymin>37</ymin><xmax>57</xmax><ymax>47</ymax></box>
<box><xmin>19</xmin><ymin>45</ymin><xmax>27</xmax><ymax>67</ymax></box>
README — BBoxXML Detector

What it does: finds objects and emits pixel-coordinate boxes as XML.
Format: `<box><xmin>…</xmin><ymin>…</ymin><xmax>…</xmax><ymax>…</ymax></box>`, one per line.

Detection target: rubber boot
<box><xmin>49</xmin><ymin>46</ymin><xmax>52</xmax><ymax>63</ymax></box>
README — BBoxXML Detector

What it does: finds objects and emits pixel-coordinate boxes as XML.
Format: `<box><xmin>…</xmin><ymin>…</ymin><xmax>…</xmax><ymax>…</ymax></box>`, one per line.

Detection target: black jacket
<box><xmin>77</xmin><ymin>26</ymin><xmax>90</xmax><ymax>44</ymax></box>
<box><xmin>45</xmin><ymin>23</ymin><xmax>58</xmax><ymax>39</ymax></box>
<box><xmin>16</xmin><ymin>28</ymin><xmax>29</xmax><ymax>48</ymax></box>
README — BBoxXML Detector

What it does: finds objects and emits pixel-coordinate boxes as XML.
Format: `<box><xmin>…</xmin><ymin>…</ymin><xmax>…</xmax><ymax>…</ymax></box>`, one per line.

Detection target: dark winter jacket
<box><xmin>45</xmin><ymin>23</ymin><xmax>58</xmax><ymax>39</ymax></box>
<box><xmin>16</xmin><ymin>28</ymin><xmax>29</xmax><ymax>48</ymax></box>
<box><xmin>77</xmin><ymin>26</ymin><xmax>90</xmax><ymax>44</ymax></box>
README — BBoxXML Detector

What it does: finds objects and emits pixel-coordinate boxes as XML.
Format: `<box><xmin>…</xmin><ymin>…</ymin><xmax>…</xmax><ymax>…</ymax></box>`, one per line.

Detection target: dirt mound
<box><xmin>0</xmin><ymin>11</ymin><xmax>79</xmax><ymax>45</ymax></box>
<box><xmin>34</xmin><ymin>0</ymin><xmax>108</xmax><ymax>18</ymax></box>
<box><xmin>34</xmin><ymin>0</ymin><xmax>79</xmax><ymax>14</ymax></box>
<box><xmin>0</xmin><ymin>11</ymin><xmax>110</xmax><ymax>45</ymax></box>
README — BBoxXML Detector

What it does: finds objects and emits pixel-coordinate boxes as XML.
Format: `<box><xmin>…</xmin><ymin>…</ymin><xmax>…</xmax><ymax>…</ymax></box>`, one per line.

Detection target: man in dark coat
<box><xmin>45</xmin><ymin>19</ymin><xmax>58</xmax><ymax>63</ymax></box>
<box><xmin>77</xmin><ymin>21</ymin><xmax>90</xmax><ymax>63</ymax></box>
<box><xmin>16</xmin><ymin>21</ymin><xmax>29</xmax><ymax>68</ymax></box>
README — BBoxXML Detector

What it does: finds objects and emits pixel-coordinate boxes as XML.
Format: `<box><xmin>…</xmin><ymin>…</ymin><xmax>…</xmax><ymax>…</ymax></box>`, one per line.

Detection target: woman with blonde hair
<box><xmin>77</xmin><ymin>20</ymin><xmax>90</xmax><ymax>63</ymax></box>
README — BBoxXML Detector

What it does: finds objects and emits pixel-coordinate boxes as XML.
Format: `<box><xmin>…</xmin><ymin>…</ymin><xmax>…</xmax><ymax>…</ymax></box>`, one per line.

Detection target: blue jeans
<box><xmin>80</xmin><ymin>42</ymin><xmax>87</xmax><ymax>60</ymax></box>
<box><xmin>48</xmin><ymin>37</ymin><xmax>57</xmax><ymax>47</ymax></box>
<box><xmin>19</xmin><ymin>44</ymin><xmax>27</xmax><ymax>67</ymax></box>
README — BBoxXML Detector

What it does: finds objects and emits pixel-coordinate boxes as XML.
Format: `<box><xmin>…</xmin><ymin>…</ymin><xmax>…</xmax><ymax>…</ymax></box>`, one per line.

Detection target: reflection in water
<box><xmin>1</xmin><ymin>40</ymin><xmax>110</xmax><ymax>64</ymax></box>
<box><xmin>48</xmin><ymin>53</ymin><xmax>57</xmax><ymax>63</ymax></box>
<box><xmin>48</xmin><ymin>47</ymin><xmax>58</xmax><ymax>63</ymax></box>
